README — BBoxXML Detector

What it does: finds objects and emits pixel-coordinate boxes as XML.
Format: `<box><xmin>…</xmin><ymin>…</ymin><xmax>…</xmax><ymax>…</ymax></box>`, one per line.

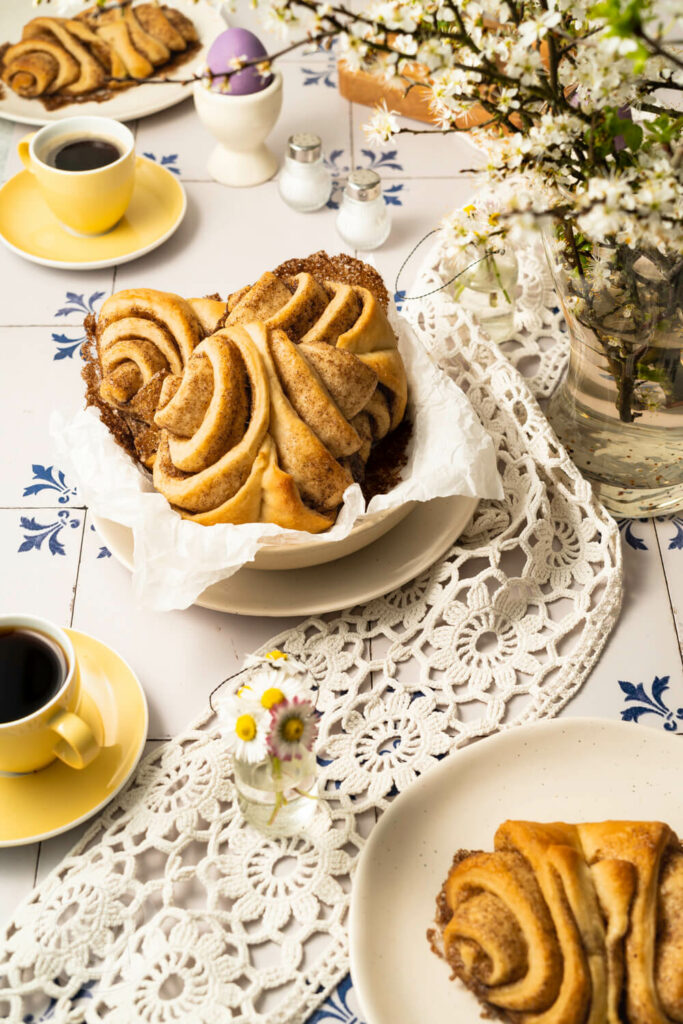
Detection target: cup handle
<box><xmin>17</xmin><ymin>132</ymin><xmax>37</xmax><ymax>171</ymax></box>
<box><xmin>49</xmin><ymin>709</ymin><xmax>99</xmax><ymax>770</ymax></box>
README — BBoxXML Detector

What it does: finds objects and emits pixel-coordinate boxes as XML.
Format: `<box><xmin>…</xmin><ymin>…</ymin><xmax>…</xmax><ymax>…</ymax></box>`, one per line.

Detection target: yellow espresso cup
<box><xmin>0</xmin><ymin>614</ymin><xmax>100</xmax><ymax>774</ymax></box>
<box><xmin>17</xmin><ymin>115</ymin><xmax>136</xmax><ymax>236</ymax></box>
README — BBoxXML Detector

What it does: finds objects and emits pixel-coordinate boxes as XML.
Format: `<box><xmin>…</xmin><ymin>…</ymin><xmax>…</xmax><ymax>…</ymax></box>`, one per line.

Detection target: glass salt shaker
<box><xmin>335</xmin><ymin>169</ymin><xmax>391</xmax><ymax>250</ymax></box>
<box><xmin>278</xmin><ymin>133</ymin><xmax>331</xmax><ymax>212</ymax></box>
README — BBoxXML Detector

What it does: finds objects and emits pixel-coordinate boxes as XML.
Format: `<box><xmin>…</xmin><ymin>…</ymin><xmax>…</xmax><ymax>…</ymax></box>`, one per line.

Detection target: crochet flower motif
<box><xmin>124</xmin><ymin>743</ymin><xmax>234</xmax><ymax>833</ymax></box>
<box><xmin>322</xmin><ymin>691</ymin><xmax>451</xmax><ymax>804</ymax></box>
<box><xmin>214</xmin><ymin>817</ymin><xmax>351</xmax><ymax>934</ymax></box>
<box><xmin>364</xmin><ymin>560</ymin><xmax>450</xmax><ymax>631</ymax></box>
<box><xmin>429</xmin><ymin>579</ymin><xmax>545</xmax><ymax>695</ymax></box>
<box><xmin>106</xmin><ymin>915</ymin><xmax>245</xmax><ymax>1024</ymax></box>
<box><xmin>282</xmin><ymin>630</ymin><xmax>364</xmax><ymax>688</ymax></box>
<box><xmin>8</xmin><ymin>860</ymin><xmax>130</xmax><ymax>977</ymax></box>
<box><xmin>281</xmin><ymin>631</ymin><xmax>366</xmax><ymax>712</ymax></box>
<box><xmin>530</xmin><ymin>497</ymin><xmax>605</xmax><ymax>589</ymax></box>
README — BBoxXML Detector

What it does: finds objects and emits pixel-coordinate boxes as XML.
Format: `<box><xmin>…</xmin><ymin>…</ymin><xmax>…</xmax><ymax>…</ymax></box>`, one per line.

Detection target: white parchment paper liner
<box><xmin>51</xmin><ymin>309</ymin><xmax>503</xmax><ymax>610</ymax></box>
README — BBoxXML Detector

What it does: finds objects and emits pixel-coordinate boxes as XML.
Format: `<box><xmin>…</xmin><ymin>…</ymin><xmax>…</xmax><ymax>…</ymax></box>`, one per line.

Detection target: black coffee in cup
<box><xmin>47</xmin><ymin>137</ymin><xmax>122</xmax><ymax>172</ymax></box>
<box><xmin>0</xmin><ymin>628</ymin><xmax>68</xmax><ymax>723</ymax></box>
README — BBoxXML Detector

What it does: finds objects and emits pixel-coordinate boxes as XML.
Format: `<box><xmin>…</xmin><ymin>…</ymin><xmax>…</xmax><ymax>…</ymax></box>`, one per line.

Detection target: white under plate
<box><xmin>93</xmin><ymin>495</ymin><xmax>478</xmax><ymax>616</ymax></box>
<box><xmin>0</xmin><ymin>0</ymin><xmax>224</xmax><ymax>126</ymax></box>
<box><xmin>349</xmin><ymin>718</ymin><xmax>683</xmax><ymax>1024</ymax></box>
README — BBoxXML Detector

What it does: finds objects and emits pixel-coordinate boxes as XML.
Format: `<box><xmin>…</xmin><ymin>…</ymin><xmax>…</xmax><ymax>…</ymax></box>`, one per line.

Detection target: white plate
<box><xmin>0</xmin><ymin>0</ymin><xmax>224</xmax><ymax>126</ymax></box>
<box><xmin>349</xmin><ymin>718</ymin><xmax>683</xmax><ymax>1024</ymax></box>
<box><xmin>93</xmin><ymin>494</ymin><xmax>478</xmax><ymax>615</ymax></box>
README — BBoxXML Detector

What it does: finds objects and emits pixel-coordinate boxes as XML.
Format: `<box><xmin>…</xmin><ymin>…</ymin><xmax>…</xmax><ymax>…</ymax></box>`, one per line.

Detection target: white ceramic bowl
<box><xmin>249</xmin><ymin>502</ymin><xmax>415</xmax><ymax>571</ymax></box>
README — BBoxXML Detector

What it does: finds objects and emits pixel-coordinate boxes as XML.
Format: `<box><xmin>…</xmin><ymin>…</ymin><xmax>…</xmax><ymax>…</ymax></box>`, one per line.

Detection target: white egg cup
<box><xmin>193</xmin><ymin>72</ymin><xmax>283</xmax><ymax>188</ymax></box>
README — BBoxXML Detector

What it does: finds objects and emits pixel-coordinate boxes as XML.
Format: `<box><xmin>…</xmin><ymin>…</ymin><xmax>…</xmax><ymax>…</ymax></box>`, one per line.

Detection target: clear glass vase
<box><xmin>543</xmin><ymin>222</ymin><xmax>683</xmax><ymax>516</ymax></box>
<box><xmin>453</xmin><ymin>249</ymin><xmax>519</xmax><ymax>343</ymax></box>
<box><xmin>233</xmin><ymin>751</ymin><xmax>319</xmax><ymax>834</ymax></box>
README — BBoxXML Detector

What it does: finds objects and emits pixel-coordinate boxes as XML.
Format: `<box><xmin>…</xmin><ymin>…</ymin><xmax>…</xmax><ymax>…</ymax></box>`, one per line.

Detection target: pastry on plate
<box><xmin>84</xmin><ymin>253</ymin><xmax>409</xmax><ymax>532</ymax></box>
<box><xmin>1</xmin><ymin>3</ymin><xmax>198</xmax><ymax>104</ymax></box>
<box><xmin>430</xmin><ymin>819</ymin><xmax>683</xmax><ymax>1023</ymax></box>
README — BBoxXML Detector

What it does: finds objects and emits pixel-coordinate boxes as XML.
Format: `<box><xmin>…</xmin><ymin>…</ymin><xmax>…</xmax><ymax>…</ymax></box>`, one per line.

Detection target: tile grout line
<box><xmin>68</xmin><ymin>510</ymin><xmax>88</xmax><ymax>629</ymax></box>
<box><xmin>32</xmin><ymin>843</ymin><xmax>42</xmax><ymax>888</ymax></box>
<box><xmin>652</xmin><ymin>520</ymin><xmax>683</xmax><ymax>669</ymax></box>
<box><xmin>348</xmin><ymin>99</ymin><xmax>355</xmax><ymax>169</ymax></box>
<box><xmin>2</xmin><ymin>506</ymin><xmax>88</xmax><ymax>511</ymax></box>
<box><xmin>170</xmin><ymin>174</ymin><xmax>478</xmax><ymax>184</ymax></box>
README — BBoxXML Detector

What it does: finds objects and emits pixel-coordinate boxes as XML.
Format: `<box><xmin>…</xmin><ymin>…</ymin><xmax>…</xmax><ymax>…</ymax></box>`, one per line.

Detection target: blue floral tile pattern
<box><xmin>55</xmin><ymin>291</ymin><xmax>104</xmax><ymax>320</ymax></box>
<box><xmin>383</xmin><ymin>184</ymin><xmax>404</xmax><ymax>206</ymax></box>
<box><xmin>18</xmin><ymin>510</ymin><xmax>80</xmax><ymax>557</ymax></box>
<box><xmin>361</xmin><ymin>149</ymin><xmax>403</xmax><ymax>173</ymax></box>
<box><xmin>301</xmin><ymin>51</ymin><xmax>337</xmax><ymax>88</ymax></box>
<box><xmin>617</xmin><ymin>518</ymin><xmax>648</xmax><ymax>551</ymax></box>
<box><xmin>91</xmin><ymin>523</ymin><xmax>111</xmax><ymax>559</ymax></box>
<box><xmin>309</xmin><ymin>975</ymin><xmax>365</xmax><ymax>1024</ymax></box>
<box><xmin>52</xmin><ymin>290</ymin><xmax>102</xmax><ymax>359</ymax></box>
<box><xmin>23</xmin><ymin>465</ymin><xmax>78</xmax><ymax>505</ymax></box>
<box><xmin>324</xmin><ymin>149</ymin><xmax>405</xmax><ymax>210</ymax></box>
<box><xmin>142</xmin><ymin>152</ymin><xmax>181</xmax><ymax>175</ymax></box>
<box><xmin>660</xmin><ymin>515</ymin><xmax>683</xmax><ymax>551</ymax></box>
<box><xmin>618</xmin><ymin>516</ymin><xmax>683</xmax><ymax>552</ymax></box>
<box><xmin>618</xmin><ymin>675</ymin><xmax>683</xmax><ymax>732</ymax></box>
<box><xmin>52</xmin><ymin>331</ymin><xmax>86</xmax><ymax>361</ymax></box>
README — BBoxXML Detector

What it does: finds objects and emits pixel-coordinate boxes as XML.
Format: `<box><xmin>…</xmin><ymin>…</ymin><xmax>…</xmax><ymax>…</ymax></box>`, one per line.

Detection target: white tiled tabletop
<box><xmin>0</xmin><ymin>6</ymin><xmax>682</xmax><ymax>1022</ymax></box>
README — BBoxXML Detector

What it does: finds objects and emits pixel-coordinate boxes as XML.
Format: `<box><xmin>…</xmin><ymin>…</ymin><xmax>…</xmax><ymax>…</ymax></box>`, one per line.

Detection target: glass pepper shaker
<box><xmin>335</xmin><ymin>169</ymin><xmax>391</xmax><ymax>251</ymax></box>
<box><xmin>278</xmin><ymin>133</ymin><xmax>331</xmax><ymax>212</ymax></box>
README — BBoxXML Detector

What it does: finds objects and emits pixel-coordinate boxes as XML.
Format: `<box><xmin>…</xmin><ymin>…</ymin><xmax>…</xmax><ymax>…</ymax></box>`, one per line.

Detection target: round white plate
<box><xmin>0</xmin><ymin>0</ymin><xmax>224</xmax><ymax>126</ymax></box>
<box><xmin>93</xmin><ymin>494</ymin><xmax>478</xmax><ymax>616</ymax></box>
<box><xmin>349</xmin><ymin>718</ymin><xmax>683</xmax><ymax>1024</ymax></box>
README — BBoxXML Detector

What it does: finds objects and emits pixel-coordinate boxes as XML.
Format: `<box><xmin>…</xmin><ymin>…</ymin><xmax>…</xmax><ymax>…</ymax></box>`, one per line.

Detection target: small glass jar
<box><xmin>453</xmin><ymin>249</ymin><xmax>519</xmax><ymax>343</ymax></box>
<box><xmin>233</xmin><ymin>750</ymin><xmax>319</xmax><ymax>834</ymax></box>
<box><xmin>335</xmin><ymin>169</ymin><xmax>391</xmax><ymax>251</ymax></box>
<box><xmin>278</xmin><ymin>133</ymin><xmax>331</xmax><ymax>212</ymax></box>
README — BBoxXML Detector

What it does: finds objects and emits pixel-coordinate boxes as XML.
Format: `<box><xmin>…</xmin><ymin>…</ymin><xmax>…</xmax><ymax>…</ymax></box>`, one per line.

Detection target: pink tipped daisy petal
<box><xmin>267</xmin><ymin>698</ymin><xmax>318</xmax><ymax>761</ymax></box>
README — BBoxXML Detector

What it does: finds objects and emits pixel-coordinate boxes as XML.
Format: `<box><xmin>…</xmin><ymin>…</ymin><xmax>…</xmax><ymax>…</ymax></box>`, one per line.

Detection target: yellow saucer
<box><xmin>0</xmin><ymin>629</ymin><xmax>148</xmax><ymax>847</ymax></box>
<box><xmin>0</xmin><ymin>156</ymin><xmax>186</xmax><ymax>270</ymax></box>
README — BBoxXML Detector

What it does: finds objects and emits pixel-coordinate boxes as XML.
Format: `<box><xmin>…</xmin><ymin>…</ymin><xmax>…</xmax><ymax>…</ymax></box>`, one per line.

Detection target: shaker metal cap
<box><xmin>345</xmin><ymin>169</ymin><xmax>382</xmax><ymax>201</ymax></box>
<box><xmin>288</xmin><ymin>133</ymin><xmax>322</xmax><ymax>162</ymax></box>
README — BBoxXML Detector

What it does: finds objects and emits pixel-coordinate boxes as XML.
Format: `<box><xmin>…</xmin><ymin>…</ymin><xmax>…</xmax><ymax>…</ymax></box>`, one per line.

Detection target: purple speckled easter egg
<box><xmin>207</xmin><ymin>28</ymin><xmax>273</xmax><ymax>95</ymax></box>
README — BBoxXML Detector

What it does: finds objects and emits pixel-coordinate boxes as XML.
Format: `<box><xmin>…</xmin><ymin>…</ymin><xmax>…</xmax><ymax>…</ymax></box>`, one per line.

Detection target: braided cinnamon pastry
<box><xmin>1</xmin><ymin>3</ymin><xmax>198</xmax><ymax>100</ymax></box>
<box><xmin>87</xmin><ymin>256</ymin><xmax>409</xmax><ymax>532</ymax></box>
<box><xmin>431</xmin><ymin>820</ymin><xmax>683</xmax><ymax>1024</ymax></box>
<box><xmin>93</xmin><ymin>288</ymin><xmax>225</xmax><ymax>468</ymax></box>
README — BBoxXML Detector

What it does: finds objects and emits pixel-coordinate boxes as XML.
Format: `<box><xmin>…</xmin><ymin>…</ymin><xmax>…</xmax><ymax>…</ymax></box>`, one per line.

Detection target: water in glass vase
<box><xmin>234</xmin><ymin>751</ymin><xmax>319</xmax><ymax>834</ymax></box>
<box><xmin>544</xmin><ymin>226</ymin><xmax>683</xmax><ymax>517</ymax></box>
<box><xmin>547</xmin><ymin>330</ymin><xmax>683</xmax><ymax>516</ymax></box>
<box><xmin>454</xmin><ymin>250</ymin><xmax>519</xmax><ymax>343</ymax></box>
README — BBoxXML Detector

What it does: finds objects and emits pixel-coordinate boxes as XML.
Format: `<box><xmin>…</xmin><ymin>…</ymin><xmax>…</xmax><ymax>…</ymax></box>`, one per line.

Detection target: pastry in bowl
<box><xmin>430</xmin><ymin>819</ymin><xmax>683</xmax><ymax>1023</ymax></box>
<box><xmin>84</xmin><ymin>253</ymin><xmax>409</xmax><ymax>533</ymax></box>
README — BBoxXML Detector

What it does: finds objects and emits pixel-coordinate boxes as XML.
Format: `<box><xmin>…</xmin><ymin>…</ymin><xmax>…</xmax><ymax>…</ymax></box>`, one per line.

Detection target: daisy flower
<box><xmin>220</xmin><ymin>704</ymin><xmax>268</xmax><ymax>764</ymax></box>
<box><xmin>241</xmin><ymin>651</ymin><xmax>314</xmax><ymax>709</ymax></box>
<box><xmin>247</xmin><ymin>671</ymin><xmax>304</xmax><ymax>712</ymax></box>
<box><xmin>267</xmin><ymin>699</ymin><xmax>318</xmax><ymax>762</ymax></box>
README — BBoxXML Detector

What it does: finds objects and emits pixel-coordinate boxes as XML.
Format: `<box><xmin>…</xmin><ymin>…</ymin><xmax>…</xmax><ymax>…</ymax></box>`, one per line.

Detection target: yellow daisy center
<box><xmin>261</xmin><ymin>687</ymin><xmax>285</xmax><ymax>710</ymax></box>
<box><xmin>235</xmin><ymin>714</ymin><xmax>257</xmax><ymax>742</ymax></box>
<box><xmin>266</xmin><ymin>650</ymin><xmax>288</xmax><ymax>661</ymax></box>
<box><xmin>283</xmin><ymin>718</ymin><xmax>304</xmax><ymax>742</ymax></box>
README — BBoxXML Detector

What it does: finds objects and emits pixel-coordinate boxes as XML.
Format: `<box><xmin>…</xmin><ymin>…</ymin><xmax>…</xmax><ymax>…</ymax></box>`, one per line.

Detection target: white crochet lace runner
<box><xmin>0</xmin><ymin>240</ymin><xmax>623</xmax><ymax>1024</ymax></box>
